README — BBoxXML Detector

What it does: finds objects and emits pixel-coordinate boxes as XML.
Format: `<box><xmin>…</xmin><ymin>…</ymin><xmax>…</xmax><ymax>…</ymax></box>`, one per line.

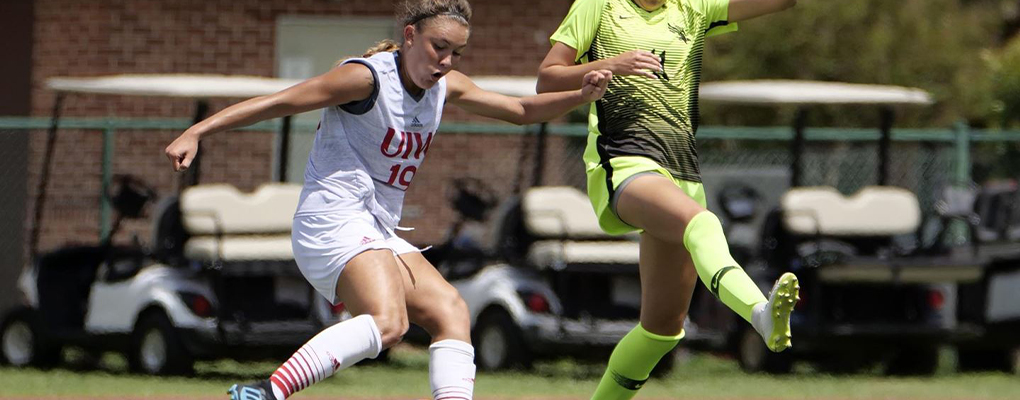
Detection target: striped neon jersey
<box><xmin>551</xmin><ymin>0</ymin><xmax>736</xmax><ymax>182</ymax></box>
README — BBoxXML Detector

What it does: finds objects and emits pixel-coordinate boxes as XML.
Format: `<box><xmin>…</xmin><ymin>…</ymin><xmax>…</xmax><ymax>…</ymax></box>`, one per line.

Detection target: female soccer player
<box><xmin>164</xmin><ymin>1</ymin><xmax>611</xmax><ymax>399</ymax></box>
<box><xmin>537</xmin><ymin>0</ymin><xmax>797</xmax><ymax>398</ymax></box>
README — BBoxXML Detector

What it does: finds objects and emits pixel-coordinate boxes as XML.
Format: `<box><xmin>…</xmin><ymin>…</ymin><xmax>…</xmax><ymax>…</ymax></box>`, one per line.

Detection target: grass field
<box><xmin>1</xmin><ymin>345</ymin><xmax>1018</xmax><ymax>399</ymax></box>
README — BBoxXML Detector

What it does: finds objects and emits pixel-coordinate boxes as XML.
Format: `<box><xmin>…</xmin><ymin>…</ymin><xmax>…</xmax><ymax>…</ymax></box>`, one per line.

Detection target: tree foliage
<box><xmin>991</xmin><ymin>33</ymin><xmax>1020</xmax><ymax>127</ymax></box>
<box><xmin>700</xmin><ymin>0</ymin><xmax>1007</xmax><ymax>128</ymax></box>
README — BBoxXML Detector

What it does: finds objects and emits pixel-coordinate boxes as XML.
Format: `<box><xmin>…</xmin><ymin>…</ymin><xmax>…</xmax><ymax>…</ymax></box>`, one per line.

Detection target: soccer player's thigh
<box><xmin>638</xmin><ymin>232</ymin><xmax>699</xmax><ymax>335</ymax></box>
<box><xmin>616</xmin><ymin>173</ymin><xmax>704</xmax><ymax>243</ymax></box>
<box><xmin>393</xmin><ymin>251</ymin><xmax>471</xmax><ymax>340</ymax></box>
<box><xmin>337</xmin><ymin>249</ymin><xmax>410</xmax><ymax>341</ymax></box>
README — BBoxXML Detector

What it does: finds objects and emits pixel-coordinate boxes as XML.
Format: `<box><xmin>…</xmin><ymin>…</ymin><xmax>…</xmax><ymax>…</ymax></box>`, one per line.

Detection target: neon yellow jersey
<box><xmin>551</xmin><ymin>0</ymin><xmax>736</xmax><ymax>183</ymax></box>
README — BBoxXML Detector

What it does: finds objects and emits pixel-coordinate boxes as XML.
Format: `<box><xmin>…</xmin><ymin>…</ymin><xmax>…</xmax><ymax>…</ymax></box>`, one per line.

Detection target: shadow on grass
<box><xmin>33</xmin><ymin>344</ymin><xmax>1004</xmax><ymax>384</ymax></box>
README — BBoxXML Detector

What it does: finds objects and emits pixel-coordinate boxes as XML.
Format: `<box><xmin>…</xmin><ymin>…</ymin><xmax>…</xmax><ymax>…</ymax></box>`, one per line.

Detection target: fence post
<box><xmin>954</xmin><ymin>120</ymin><xmax>971</xmax><ymax>186</ymax></box>
<box><xmin>947</xmin><ymin>121</ymin><xmax>972</xmax><ymax>245</ymax></box>
<box><xmin>275</xmin><ymin>115</ymin><xmax>291</xmax><ymax>183</ymax></box>
<box><xmin>100</xmin><ymin>125</ymin><xmax>114</xmax><ymax>242</ymax></box>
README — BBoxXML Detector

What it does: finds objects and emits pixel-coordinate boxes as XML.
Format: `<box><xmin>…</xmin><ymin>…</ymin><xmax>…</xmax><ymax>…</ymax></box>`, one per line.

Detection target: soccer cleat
<box><xmin>752</xmin><ymin>272</ymin><xmax>800</xmax><ymax>352</ymax></box>
<box><xmin>228</xmin><ymin>380</ymin><xmax>277</xmax><ymax>400</ymax></box>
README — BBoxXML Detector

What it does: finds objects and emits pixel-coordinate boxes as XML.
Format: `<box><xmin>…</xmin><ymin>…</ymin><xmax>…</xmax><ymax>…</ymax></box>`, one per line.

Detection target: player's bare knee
<box><xmin>682</xmin><ymin>206</ymin><xmax>710</xmax><ymax>225</ymax></box>
<box><xmin>676</xmin><ymin>209</ymin><xmax>716</xmax><ymax>236</ymax></box>
<box><xmin>643</xmin><ymin>208</ymin><xmax>712</xmax><ymax>245</ymax></box>
<box><xmin>420</xmin><ymin>290</ymin><xmax>470</xmax><ymax>335</ymax></box>
<box><xmin>373</xmin><ymin>310</ymin><xmax>409</xmax><ymax>348</ymax></box>
<box><xmin>444</xmin><ymin>294</ymin><xmax>471</xmax><ymax>329</ymax></box>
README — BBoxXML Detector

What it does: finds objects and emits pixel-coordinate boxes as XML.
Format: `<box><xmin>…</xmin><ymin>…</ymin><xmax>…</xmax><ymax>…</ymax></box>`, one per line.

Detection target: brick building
<box><xmin>0</xmin><ymin>0</ymin><xmax>587</xmax><ymax>309</ymax></box>
<box><xmin>1</xmin><ymin>0</ymin><xmax>583</xmax><ymax>253</ymax></box>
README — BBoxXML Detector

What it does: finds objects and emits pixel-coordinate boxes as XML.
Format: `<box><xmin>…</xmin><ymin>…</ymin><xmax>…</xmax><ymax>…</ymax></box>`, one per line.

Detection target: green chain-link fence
<box><xmin>1</xmin><ymin>117</ymin><xmax>1018</xmax><ymax>265</ymax></box>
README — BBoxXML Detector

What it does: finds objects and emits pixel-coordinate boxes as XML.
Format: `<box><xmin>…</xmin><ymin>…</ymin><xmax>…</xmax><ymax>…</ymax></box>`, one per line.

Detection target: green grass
<box><xmin>1</xmin><ymin>346</ymin><xmax>1018</xmax><ymax>399</ymax></box>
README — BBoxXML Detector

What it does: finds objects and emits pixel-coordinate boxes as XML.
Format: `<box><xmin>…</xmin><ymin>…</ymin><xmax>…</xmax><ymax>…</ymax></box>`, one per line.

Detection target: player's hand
<box><xmin>581</xmin><ymin>69</ymin><xmax>612</xmax><ymax>102</ymax></box>
<box><xmin>609</xmin><ymin>50</ymin><xmax>661</xmax><ymax>79</ymax></box>
<box><xmin>165</xmin><ymin>131</ymin><xmax>200</xmax><ymax>172</ymax></box>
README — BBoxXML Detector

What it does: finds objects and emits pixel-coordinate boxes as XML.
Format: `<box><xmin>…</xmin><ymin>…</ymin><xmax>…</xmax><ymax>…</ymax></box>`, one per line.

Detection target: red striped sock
<box><xmin>267</xmin><ymin>314</ymin><xmax>382</xmax><ymax>399</ymax></box>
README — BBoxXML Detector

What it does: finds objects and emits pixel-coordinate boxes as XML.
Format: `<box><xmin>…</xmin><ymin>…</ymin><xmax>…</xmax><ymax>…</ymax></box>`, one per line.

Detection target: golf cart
<box><xmin>954</xmin><ymin>179</ymin><xmax>1020</xmax><ymax>373</ymax></box>
<box><xmin>422</xmin><ymin>77</ymin><xmax>676</xmax><ymax>373</ymax></box>
<box><xmin>0</xmin><ymin>74</ymin><xmax>347</xmax><ymax>375</ymax></box>
<box><xmin>1</xmin><ymin>73</ymin><xmax>604</xmax><ymax>375</ymax></box>
<box><xmin>683</xmin><ymin>80</ymin><xmax>1020</xmax><ymax>375</ymax></box>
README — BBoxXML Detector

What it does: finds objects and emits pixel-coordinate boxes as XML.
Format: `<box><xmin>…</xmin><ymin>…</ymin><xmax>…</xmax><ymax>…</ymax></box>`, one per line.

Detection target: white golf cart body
<box><xmin>444</xmin><ymin>80</ymin><xmax>943</xmax><ymax>370</ymax></box>
<box><xmin>4</xmin><ymin>75</ymin><xmax>340</xmax><ymax>375</ymax></box>
<box><xmin>692</xmin><ymin>80</ymin><xmax>1020</xmax><ymax>374</ymax></box>
<box><xmin>4</xmin><ymin>73</ymin><xmax>577</xmax><ymax>374</ymax></box>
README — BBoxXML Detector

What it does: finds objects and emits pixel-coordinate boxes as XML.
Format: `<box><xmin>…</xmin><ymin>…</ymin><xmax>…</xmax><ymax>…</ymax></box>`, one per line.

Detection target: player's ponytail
<box><xmin>362</xmin><ymin>39</ymin><xmax>400</xmax><ymax>58</ymax></box>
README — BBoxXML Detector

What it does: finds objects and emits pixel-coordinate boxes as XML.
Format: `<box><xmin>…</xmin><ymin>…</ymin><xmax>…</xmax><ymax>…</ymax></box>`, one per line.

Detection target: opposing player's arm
<box><xmin>165</xmin><ymin>63</ymin><xmax>374</xmax><ymax>171</ymax></box>
<box><xmin>537</xmin><ymin>43</ymin><xmax>661</xmax><ymax>93</ymax></box>
<box><xmin>727</xmin><ymin>0</ymin><xmax>796</xmax><ymax>22</ymax></box>
<box><xmin>446</xmin><ymin>69</ymin><xmax>611</xmax><ymax>125</ymax></box>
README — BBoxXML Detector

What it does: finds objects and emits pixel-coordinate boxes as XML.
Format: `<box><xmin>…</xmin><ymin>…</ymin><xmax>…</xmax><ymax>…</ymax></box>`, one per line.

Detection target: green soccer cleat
<box><xmin>752</xmin><ymin>272</ymin><xmax>800</xmax><ymax>352</ymax></box>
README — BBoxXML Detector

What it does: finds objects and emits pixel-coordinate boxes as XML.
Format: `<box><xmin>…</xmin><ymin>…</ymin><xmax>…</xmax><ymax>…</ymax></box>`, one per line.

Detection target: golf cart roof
<box><xmin>46</xmin><ymin>74</ymin><xmax>304</xmax><ymax>98</ymax></box>
<box><xmin>46</xmin><ymin>74</ymin><xmax>540</xmax><ymax>99</ymax></box>
<box><xmin>699</xmin><ymin>80</ymin><xmax>933</xmax><ymax>106</ymax></box>
<box><xmin>471</xmin><ymin>76</ymin><xmax>538</xmax><ymax>97</ymax></box>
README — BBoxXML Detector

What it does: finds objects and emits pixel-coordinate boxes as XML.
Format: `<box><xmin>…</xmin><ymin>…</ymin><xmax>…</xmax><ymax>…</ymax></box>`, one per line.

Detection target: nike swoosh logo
<box><xmin>618</xmin><ymin>15</ymin><xmax>632</xmax><ymax>19</ymax></box>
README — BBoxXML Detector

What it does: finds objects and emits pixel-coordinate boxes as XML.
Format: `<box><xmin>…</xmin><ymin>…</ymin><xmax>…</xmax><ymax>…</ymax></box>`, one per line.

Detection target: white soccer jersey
<box><xmin>295</xmin><ymin>51</ymin><xmax>446</xmax><ymax>230</ymax></box>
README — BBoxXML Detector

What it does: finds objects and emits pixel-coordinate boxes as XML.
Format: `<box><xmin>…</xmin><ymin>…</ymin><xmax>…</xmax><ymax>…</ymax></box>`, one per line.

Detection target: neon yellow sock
<box><xmin>683</xmin><ymin>211</ymin><xmax>767</xmax><ymax>322</ymax></box>
<box><xmin>590</xmin><ymin>324</ymin><xmax>682</xmax><ymax>400</ymax></box>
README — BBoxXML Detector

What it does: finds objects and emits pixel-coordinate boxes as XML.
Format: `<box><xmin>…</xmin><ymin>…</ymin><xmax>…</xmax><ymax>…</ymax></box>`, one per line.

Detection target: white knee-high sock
<box><xmin>429</xmin><ymin>339</ymin><xmax>476</xmax><ymax>400</ymax></box>
<box><xmin>269</xmin><ymin>314</ymin><xmax>382</xmax><ymax>399</ymax></box>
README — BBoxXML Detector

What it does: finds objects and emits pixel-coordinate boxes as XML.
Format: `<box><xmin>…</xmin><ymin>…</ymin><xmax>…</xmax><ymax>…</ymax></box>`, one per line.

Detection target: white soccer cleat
<box><xmin>752</xmin><ymin>272</ymin><xmax>800</xmax><ymax>352</ymax></box>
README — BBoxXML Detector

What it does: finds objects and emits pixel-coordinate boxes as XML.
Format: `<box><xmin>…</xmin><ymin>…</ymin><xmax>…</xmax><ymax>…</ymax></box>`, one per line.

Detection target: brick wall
<box><xmin>27</xmin><ymin>0</ymin><xmax>578</xmax><ymax>252</ymax></box>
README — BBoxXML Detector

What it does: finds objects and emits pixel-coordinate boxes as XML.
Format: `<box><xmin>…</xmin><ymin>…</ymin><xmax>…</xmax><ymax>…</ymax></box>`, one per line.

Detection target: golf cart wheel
<box><xmin>128</xmin><ymin>311</ymin><xmax>193</xmax><ymax>376</ymax></box>
<box><xmin>737</xmin><ymin>326</ymin><xmax>793</xmax><ymax>374</ymax></box>
<box><xmin>473</xmin><ymin>308</ymin><xmax>531</xmax><ymax>371</ymax></box>
<box><xmin>0</xmin><ymin>308</ymin><xmax>61</xmax><ymax>368</ymax></box>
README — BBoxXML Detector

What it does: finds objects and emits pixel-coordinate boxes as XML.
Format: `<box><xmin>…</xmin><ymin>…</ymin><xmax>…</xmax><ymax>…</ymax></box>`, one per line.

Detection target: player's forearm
<box><xmin>516</xmin><ymin>89</ymin><xmax>589</xmax><ymax>125</ymax></box>
<box><xmin>537</xmin><ymin>59</ymin><xmax>615</xmax><ymax>93</ymax></box>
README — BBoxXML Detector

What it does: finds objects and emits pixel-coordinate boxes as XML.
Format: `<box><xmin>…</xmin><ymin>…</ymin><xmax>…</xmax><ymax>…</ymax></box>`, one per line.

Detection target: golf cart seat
<box><xmin>180</xmin><ymin>183</ymin><xmax>301</xmax><ymax>265</ymax></box>
<box><xmin>973</xmin><ymin>182</ymin><xmax>1020</xmax><ymax>243</ymax></box>
<box><xmin>782</xmin><ymin>186</ymin><xmax>921</xmax><ymax>237</ymax></box>
<box><xmin>522</xmin><ymin>186</ymin><xmax>640</xmax><ymax>271</ymax></box>
<box><xmin>776</xmin><ymin>185</ymin><xmax>921</xmax><ymax>258</ymax></box>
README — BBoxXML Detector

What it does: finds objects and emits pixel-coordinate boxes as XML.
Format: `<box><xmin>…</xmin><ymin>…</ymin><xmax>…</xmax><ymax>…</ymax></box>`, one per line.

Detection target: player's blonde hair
<box><xmin>361</xmin><ymin>39</ymin><xmax>401</xmax><ymax>58</ymax></box>
<box><xmin>336</xmin><ymin>0</ymin><xmax>471</xmax><ymax>66</ymax></box>
<box><xmin>363</xmin><ymin>0</ymin><xmax>472</xmax><ymax>57</ymax></box>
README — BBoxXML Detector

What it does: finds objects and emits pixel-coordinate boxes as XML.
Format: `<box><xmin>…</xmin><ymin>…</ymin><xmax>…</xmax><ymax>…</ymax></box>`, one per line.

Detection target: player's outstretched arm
<box><xmin>446</xmin><ymin>69</ymin><xmax>611</xmax><ymax>125</ymax></box>
<box><xmin>164</xmin><ymin>63</ymin><xmax>374</xmax><ymax>171</ymax></box>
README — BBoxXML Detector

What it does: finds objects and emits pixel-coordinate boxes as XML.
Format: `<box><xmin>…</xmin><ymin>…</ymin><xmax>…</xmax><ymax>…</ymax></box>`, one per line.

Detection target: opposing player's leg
<box><xmin>590</xmin><ymin>234</ymin><xmax>695</xmax><ymax>400</ymax></box>
<box><xmin>616</xmin><ymin>174</ymin><xmax>797</xmax><ymax>351</ymax></box>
